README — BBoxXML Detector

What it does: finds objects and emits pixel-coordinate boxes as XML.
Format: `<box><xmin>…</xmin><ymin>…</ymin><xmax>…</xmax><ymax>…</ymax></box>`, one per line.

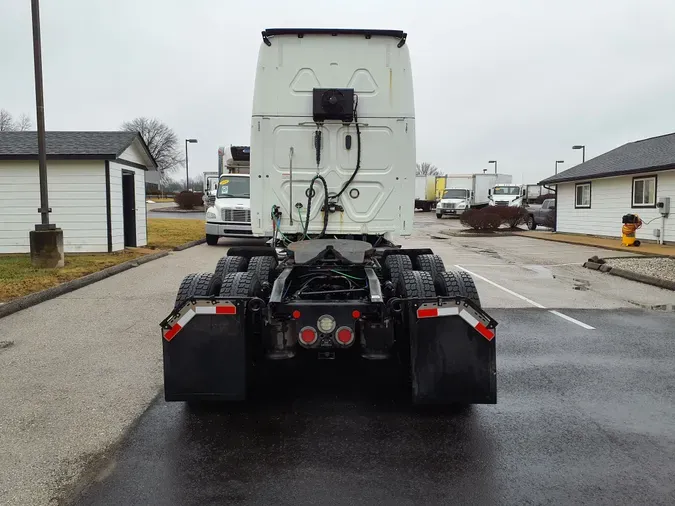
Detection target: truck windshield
<box><xmin>493</xmin><ymin>186</ymin><xmax>520</xmax><ymax>195</ymax></box>
<box><xmin>216</xmin><ymin>177</ymin><xmax>250</xmax><ymax>198</ymax></box>
<box><xmin>443</xmin><ymin>189</ymin><xmax>469</xmax><ymax>199</ymax></box>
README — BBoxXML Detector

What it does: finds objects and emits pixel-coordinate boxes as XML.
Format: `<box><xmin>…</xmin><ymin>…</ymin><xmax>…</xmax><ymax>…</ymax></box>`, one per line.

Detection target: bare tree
<box><xmin>16</xmin><ymin>114</ymin><xmax>32</xmax><ymax>131</ymax></box>
<box><xmin>0</xmin><ymin>109</ymin><xmax>15</xmax><ymax>131</ymax></box>
<box><xmin>0</xmin><ymin>109</ymin><xmax>33</xmax><ymax>131</ymax></box>
<box><xmin>121</xmin><ymin>117</ymin><xmax>184</xmax><ymax>175</ymax></box>
<box><xmin>416</xmin><ymin>162</ymin><xmax>441</xmax><ymax>176</ymax></box>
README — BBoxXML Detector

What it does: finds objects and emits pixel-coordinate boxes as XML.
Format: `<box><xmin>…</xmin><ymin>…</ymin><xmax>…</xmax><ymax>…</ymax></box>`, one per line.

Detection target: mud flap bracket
<box><xmin>161</xmin><ymin>299</ymin><xmax>249</xmax><ymax>401</ymax></box>
<box><xmin>407</xmin><ymin>298</ymin><xmax>497</xmax><ymax>405</ymax></box>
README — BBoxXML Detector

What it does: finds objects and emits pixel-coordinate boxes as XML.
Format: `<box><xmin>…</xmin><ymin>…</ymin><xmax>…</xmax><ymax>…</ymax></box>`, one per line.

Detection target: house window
<box><xmin>575</xmin><ymin>182</ymin><xmax>591</xmax><ymax>208</ymax></box>
<box><xmin>632</xmin><ymin>176</ymin><xmax>657</xmax><ymax>207</ymax></box>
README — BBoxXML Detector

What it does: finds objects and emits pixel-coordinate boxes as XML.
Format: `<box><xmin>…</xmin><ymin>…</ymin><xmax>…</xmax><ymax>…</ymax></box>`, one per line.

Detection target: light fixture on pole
<box><xmin>185</xmin><ymin>138</ymin><xmax>198</xmax><ymax>191</ymax></box>
<box><xmin>572</xmin><ymin>145</ymin><xmax>586</xmax><ymax>163</ymax></box>
<box><xmin>488</xmin><ymin>160</ymin><xmax>497</xmax><ymax>174</ymax></box>
<box><xmin>555</xmin><ymin>160</ymin><xmax>565</xmax><ymax>174</ymax></box>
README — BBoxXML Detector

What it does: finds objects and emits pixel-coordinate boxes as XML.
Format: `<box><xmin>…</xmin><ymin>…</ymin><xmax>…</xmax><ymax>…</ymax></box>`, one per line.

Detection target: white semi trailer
<box><xmin>161</xmin><ymin>28</ymin><xmax>498</xmax><ymax>408</ymax></box>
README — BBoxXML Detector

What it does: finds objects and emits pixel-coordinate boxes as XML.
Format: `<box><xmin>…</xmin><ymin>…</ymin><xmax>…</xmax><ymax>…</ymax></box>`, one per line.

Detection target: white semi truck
<box><xmin>162</xmin><ymin>28</ymin><xmax>498</xmax><ymax>407</ymax></box>
<box><xmin>436</xmin><ymin>173</ymin><xmax>512</xmax><ymax>218</ymax></box>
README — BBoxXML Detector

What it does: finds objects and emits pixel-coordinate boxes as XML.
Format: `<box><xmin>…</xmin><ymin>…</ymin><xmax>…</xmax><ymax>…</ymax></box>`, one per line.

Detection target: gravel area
<box><xmin>605</xmin><ymin>257</ymin><xmax>675</xmax><ymax>283</ymax></box>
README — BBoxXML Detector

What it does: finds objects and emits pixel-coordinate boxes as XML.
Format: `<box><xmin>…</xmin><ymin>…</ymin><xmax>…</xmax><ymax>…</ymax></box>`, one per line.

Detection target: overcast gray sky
<box><xmin>2</xmin><ymin>0</ymin><xmax>674</xmax><ymax>183</ymax></box>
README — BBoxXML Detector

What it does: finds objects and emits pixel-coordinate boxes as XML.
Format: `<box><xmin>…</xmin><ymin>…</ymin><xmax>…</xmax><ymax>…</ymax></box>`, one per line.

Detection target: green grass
<box><xmin>146</xmin><ymin>218</ymin><xmax>204</xmax><ymax>249</ymax></box>
<box><xmin>0</xmin><ymin>218</ymin><xmax>204</xmax><ymax>302</ymax></box>
<box><xmin>0</xmin><ymin>250</ymin><xmax>147</xmax><ymax>302</ymax></box>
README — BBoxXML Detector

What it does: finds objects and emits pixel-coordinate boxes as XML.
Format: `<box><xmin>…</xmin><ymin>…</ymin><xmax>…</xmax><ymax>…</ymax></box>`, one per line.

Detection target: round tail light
<box><xmin>335</xmin><ymin>326</ymin><xmax>354</xmax><ymax>346</ymax></box>
<box><xmin>299</xmin><ymin>326</ymin><xmax>318</xmax><ymax>346</ymax></box>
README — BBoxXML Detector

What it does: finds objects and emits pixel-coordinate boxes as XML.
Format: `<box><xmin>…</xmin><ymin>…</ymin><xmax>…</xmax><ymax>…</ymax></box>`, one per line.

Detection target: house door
<box><xmin>122</xmin><ymin>171</ymin><xmax>137</xmax><ymax>248</ymax></box>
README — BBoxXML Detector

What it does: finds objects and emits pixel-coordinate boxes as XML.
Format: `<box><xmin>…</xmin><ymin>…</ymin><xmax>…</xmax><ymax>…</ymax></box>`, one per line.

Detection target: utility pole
<box><xmin>29</xmin><ymin>0</ymin><xmax>63</xmax><ymax>268</ymax></box>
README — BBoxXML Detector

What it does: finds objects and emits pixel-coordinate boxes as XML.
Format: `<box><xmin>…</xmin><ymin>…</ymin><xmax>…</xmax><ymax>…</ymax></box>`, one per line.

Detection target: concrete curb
<box><xmin>607</xmin><ymin>267</ymin><xmax>675</xmax><ymax>291</ymax></box>
<box><xmin>511</xmin><ymin>232</ymin><xmax>673</xmax><ymax>257</ymax></box>
<box><xmin>0</xmin><ymin>251</ymin><xmax>169</xmax><ymax>320</ymax></box>
<box><xmin>173</xmin><ymin>238</ymin><xmax>206</xmax><ymax>251</ymax></box>
<box><xmin>442</xmin><ymin>230</ymin><xmax>522</xmax><ymax>238</ymax></box>
<box><xmin>0</xmin><ymin>237</ymin><xmax>208</xmax><ymax>319</ymax></box>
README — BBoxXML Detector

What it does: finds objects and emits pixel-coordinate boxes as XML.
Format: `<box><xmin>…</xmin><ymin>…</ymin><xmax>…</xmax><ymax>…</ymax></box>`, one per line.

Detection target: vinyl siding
<box><xmin>0</xmin><ymin>160</ymin><xmax>108</xmax><ymax>253</ymax></box>
<box><xmin>108</xmin><ymin>161</ymin><xmax>147</xmax><ymax>247</ymax></box>
<box><xmin>556</xmin><ymin>170</ymin><xmax>675</xmax><ymax>242</ymax></box>
<box><xmin>119</xmin><ymin>140</ymin><xmax>159</xmax><ymax>184</ymax></box>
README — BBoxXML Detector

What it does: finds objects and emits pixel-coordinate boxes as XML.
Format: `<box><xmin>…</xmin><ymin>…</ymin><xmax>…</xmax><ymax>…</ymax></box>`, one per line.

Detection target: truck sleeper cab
<box><xmin>162</xmin><ymin>28</ymin><xmax>498</xmax><ymax>407</ymax></box>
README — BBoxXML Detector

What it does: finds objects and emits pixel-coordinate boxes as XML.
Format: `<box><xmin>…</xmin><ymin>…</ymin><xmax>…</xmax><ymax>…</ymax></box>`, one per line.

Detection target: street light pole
<box><xmin>185</xmin><ymin>138</ymin><xmax>198</xmax><ymax>191</ymax></box>
<box><xmin>29</xmin><ymin>0</ymin><xmax>63</xmax><ymax>268</ymax></box>
<box><xmin>572</xmin><ymin>145</ymin><xmax>586</xmax><ymax>163</ymax></box>
<box><xmin>31</xmin><ymin>0</ymin><xmax>51</xmax><ymax>230</ymax></box>
<box><xmin>555</xmin><ymin>160</ymin><xmax>565</xmax><ymax>174</ymax></box>
<box><xmin>489</xmin><ymin>160</ymin><xmax>497</xmax><ymax>174</ymax></box>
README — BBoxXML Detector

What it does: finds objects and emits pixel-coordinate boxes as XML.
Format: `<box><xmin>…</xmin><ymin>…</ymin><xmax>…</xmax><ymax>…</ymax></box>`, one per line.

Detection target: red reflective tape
<box><xmin>164</xmin><ymin>323</ymin><xmax>182</xmax><ymax>342</ymax></box>
<box><xmin>216</xmin><ymin>305</ymin><xmax>236</xmax><ymax>315</ymax></box>
<box><xmin>475</xmin><ymin>321</ymin><xmax>495</xmax><ymax>341</ymax></box>
<box><xmin>417</xmin><ymin>308</ymin><xmax>438</xmax><ymax>319</ymax></box>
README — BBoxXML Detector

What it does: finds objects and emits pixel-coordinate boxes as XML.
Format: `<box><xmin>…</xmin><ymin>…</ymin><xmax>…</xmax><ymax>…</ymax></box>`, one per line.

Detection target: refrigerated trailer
<box><xmin>161</xmin><ymin>28</ymin><xmax>498</xmax><ymax>408</ymax></box>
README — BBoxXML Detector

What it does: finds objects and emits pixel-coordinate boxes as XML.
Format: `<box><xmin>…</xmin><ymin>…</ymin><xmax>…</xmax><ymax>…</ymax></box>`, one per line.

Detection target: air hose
<box><xmin>304</xmin><ymin>174</ymin><xmax>330</xmax><ymax>238</ymax></box>
<box><xmin>303</xmin><ymin>95</ymin><xmax>360</xmax><ymax>238</ymax></box>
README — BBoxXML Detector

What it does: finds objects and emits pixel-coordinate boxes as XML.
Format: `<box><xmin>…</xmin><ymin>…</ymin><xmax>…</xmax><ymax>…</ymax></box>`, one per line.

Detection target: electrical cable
<box><xmin>333</xmin><ymin>95</ymin><xmax>361</xmax><ymax>200</ymax></box>
<box><xmin>303</xmin><ymin>95</ymin><xmax>359</xmax><ymax>238</ymax></box>
<box><xmin>304</xmin><ymin>174</ymin><xmax>330</xmax><ymax>239</ymax></box>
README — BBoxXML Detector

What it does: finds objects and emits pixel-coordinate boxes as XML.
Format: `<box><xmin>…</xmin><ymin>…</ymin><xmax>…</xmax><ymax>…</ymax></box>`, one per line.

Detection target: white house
<box><xmin>0</xmin><ymin>131</ymin><xmax>158</xmax><ymax>253</ymax></box>
<box><xmin>540</xmin><ymin>132</ymin><xmax>674</xmax><ymax>243</ymax></box>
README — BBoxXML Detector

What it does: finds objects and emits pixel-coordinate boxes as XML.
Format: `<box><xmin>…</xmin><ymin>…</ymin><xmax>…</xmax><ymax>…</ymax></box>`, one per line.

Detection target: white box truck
<box><xmin>162</xmin><ymin>28</ymin><xmax>498</xmax><ymax>408</ymax></box>
<box><xmin>436</xmin><ymin>173</ymin><xmax>512</xmax><ymax>218</ymax></box>
<box><xmin>488</xmin><ymin>183</ymin><xmax>526</xmax><ymax>207</ymax></box>
<box><xmin>202</xmin><ymin>171</ymin><xmax>219</xmax><ymax>207</ymax></box>
<box><xmin>205</xmin><ymin>146</ymin><xmax>253</xmax><ymax>242</ymax></box>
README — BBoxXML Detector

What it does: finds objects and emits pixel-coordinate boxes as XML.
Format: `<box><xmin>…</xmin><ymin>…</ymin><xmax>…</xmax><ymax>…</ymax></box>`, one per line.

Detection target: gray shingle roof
<box><xmin>0</xmin><ymin>131</ymin><xmax>139</xmax><ymax>159</ymax></box>
<box><xmin>540</xmin><ymin>132</ymin><xmax>675</xmax><ymax>185</ymax></box>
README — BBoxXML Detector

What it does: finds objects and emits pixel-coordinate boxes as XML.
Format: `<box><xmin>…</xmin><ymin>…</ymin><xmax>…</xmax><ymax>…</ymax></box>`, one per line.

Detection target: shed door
<box><xmin>122</xmin><ymin>171</ymin><xmax>137</xmax><ymax>247</ymax></box>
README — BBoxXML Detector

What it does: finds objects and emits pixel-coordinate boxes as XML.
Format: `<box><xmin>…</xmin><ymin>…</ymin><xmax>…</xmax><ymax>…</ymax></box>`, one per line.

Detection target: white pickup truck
<box><xmin>205</xmin><ymin>174</ymin><xmax>252</xmax><ymax>244</ymax></box>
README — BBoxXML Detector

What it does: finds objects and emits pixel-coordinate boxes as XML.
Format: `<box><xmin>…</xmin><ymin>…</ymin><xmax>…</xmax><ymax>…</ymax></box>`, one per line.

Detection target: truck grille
<box><xmin>442</xmin><ymin>203</ymin><xmax>456</xmax><ymax>209</ymax></box>
<box><xmin>495</xmin><ymin>201</ymin><xmax>508</xmax><ymax>206</ymax></box>
<box><xmin>221</xmin><ymin>209</ymin><xmax>251</xmax><ymax>223</ymax></box>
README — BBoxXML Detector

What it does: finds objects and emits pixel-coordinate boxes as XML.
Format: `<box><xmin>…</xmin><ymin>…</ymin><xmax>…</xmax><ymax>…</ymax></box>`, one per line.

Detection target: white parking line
<box><xmin>454</xmin><ymin>265</ymin><xmax>595</xmax><ymax>330</ymax></box>
<box><xmin>548</xmin><ymin>310</ymin><xmax>596</xmax><ymax>330</ymax></box>
<box><xmin>454</xmin><ymin>265</ymin><xmax>546</xmax><ymax>308</ymax></box>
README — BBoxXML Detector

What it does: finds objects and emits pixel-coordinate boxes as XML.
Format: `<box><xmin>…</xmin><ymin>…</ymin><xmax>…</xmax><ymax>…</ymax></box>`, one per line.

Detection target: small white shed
<box><xmin>0</xmin><ymin>131</ymin><xmax>159</xmax><ymax>253</ymax></box>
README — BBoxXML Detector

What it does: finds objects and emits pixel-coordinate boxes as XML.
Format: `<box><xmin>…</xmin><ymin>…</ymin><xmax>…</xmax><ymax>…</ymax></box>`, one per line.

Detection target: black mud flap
<box><xmin>160</xmin><ymin>299</ymin><xmax>250</xmax><ymax>402</ymax></box>
<box><xmin>406</xmin><ymin>299</ymin><xmax>497</xmax><ymax>405</ymax></box>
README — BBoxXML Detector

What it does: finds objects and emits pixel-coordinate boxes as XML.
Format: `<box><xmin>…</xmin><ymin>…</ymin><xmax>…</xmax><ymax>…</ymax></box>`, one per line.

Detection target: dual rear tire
<box><xmin>389</xmin><ymin>253</ymin><xmax>480</xmax><ymax>307</ymax></box>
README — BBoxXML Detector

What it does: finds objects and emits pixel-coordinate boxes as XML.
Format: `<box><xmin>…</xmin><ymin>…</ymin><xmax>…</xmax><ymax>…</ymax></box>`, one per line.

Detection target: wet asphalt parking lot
<box><xmin>73</xmin><ymin>308</ymin><xmax>675</xmax><ymax>506</ymax></box>
<box><xmin>67</xmin><ymin>214</ymin><xmax>675</xmax><ymax>506</ymax></box>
